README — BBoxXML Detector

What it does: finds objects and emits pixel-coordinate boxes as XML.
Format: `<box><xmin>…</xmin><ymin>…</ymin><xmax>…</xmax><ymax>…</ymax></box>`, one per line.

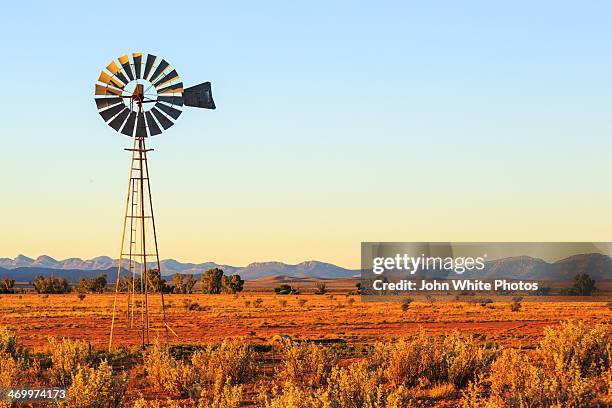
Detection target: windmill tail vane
<box><xmin>94</xmin><ymin>52</ymin><xmax>215</xmax><ymax>349</ymax></box>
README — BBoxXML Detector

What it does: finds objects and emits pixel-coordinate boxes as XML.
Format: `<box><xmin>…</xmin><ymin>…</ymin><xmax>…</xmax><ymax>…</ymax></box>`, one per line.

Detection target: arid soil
<box><xmin>0</xmin><ymin>292</ymin><xmax>608</xmax><ymax>350</ymax></box>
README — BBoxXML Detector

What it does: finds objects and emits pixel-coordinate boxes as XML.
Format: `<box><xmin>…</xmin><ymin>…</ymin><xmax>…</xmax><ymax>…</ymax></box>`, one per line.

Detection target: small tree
<box><xmin>77</xmin><ymin>274</ymin><xmax>107</xmax><ymax>294</ymax></box>
<box><xmin>0</xmin><ymin>279</ymin><xmax>15</xmax><ymax>294</ymax></box>
<box><xmin>201</xmin><ymin>268</ymin><xmax>224</xmax><ymax>294</ymax></box>
<box><xmin>222</xmin><ymin>274</ymin><xmax>244</xmax><ymax>294</ymax></box>
<box><xmin>184</xmin><ymin>274</ymin><xmax>196</xmax><ymax>294</ymax></box>
<box><xmin>314</xmin><ymin>282</ymin><xmax>327</xmax><ymax>295</ymax></box>
<box><xmin>572</xmin><ymin>273</ymin><xmax>597</xmax><ymax>296</ymax></box>
<box><xmin>118</xmin><ymin>276</ymin><xmax>142</xmax><ymax>293</ymax></box>
<box><xmin>228</xmin><ymin>274</ymin><xmax>244</xmax><ymax>293</ymax></box>
<box><xmin>146</xmin><ymin>269</ymin><xmax>168</xmax><ymax>293</ymax></box>
<box><xmin>34</xmin><ymin>275</ymin><xmax>71</xmax><ymax>294</ymax></box>
<box><xmin>172</xmin><ymin>273</ymin><xmax>185</xmax><ymax>294</ymax></box>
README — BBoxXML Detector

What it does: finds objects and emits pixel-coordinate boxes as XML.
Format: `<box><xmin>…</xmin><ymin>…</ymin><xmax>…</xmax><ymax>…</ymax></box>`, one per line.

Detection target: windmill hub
<box><xmin>94</xmin><ymin>53</ymin><xmax>216</xmax><ymax>349</ymax></box>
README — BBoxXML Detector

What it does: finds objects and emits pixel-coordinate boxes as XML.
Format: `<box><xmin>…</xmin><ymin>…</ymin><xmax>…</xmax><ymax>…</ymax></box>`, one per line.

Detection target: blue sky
<box><xmin>1</xmin><ymin>1</ymin><xmax>611</xmax><ymax>268</ymax></box>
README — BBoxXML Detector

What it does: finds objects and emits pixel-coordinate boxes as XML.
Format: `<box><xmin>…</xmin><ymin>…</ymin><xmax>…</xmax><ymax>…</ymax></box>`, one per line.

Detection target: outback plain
<box><xmin>0</xmin><ymin>277</ymin><xmax>610</xmax><ymax>407</ymax></box>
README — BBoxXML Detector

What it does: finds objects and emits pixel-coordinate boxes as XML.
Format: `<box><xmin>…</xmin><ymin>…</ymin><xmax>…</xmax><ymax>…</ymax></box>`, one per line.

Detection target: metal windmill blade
<box><xmin>94</xmin><ymin>52</ymin><xmax>215</xmax><ymax>138</ymax></box>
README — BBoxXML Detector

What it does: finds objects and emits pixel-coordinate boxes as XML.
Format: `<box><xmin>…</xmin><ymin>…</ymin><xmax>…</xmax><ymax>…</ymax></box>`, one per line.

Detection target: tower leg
<box><xmin>109</xmin><ymin>135</ymin><xmax>139</xmax><ymax>351</ymax></box>
<box><xmin>109</xmin><ymin>136</ymin><xmax>169</xmax><ymax>350</ymax></box>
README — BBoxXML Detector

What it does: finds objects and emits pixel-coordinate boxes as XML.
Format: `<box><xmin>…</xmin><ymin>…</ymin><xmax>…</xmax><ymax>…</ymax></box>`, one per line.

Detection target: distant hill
<box><xmin>372</xmin><ymin>253</ymin><xmax>612</xmax><ymax>281</ymax></box>
<box><xmin>0</xmin><ymin>266</ymin><xmax>125</xmax><ymax>283</ymax></box>
<box><xmin>0</xmin><ymin>255</ymin><xmax>357</xmax><ymax>280</ymax></box>
<box><xmin>477</xmin><ymin>253</ymin><xmax>612</xmax><ymax>280</ymax></box>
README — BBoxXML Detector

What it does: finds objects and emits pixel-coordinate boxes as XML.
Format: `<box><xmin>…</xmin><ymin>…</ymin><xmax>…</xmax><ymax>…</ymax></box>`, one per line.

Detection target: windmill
<box><xmin>95</xmin><ymin>53</ymin><xmax>215</xmax><ymax>349</ymax></box>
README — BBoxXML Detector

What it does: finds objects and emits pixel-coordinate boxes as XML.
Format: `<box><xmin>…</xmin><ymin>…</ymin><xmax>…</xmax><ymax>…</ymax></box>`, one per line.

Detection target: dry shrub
<box><xmin>373</xmin><ymin>335</ymin><xmax>432</xmax><ymax>387</ymax></box>
<box><xmin>374</xmin><ymin>331</ymin><xmax>496</xmax><ymax>388</ymax></box>
<box><xmin>484</xmin><ymin>322</ymin><xmax>610</xmax><ymax>407</ymax></box>
<box><xmin>191</xmin><ymin>339</ymin><xmax>255</xmax><ymax>384</ymax></box>
<box><xmin>539</xmin><ymin>320</ymin><xmax>609</xmax><ymax>377</ymax></box>
<box><xmin>509</xmin><ymin>301</ymin><xmax>521</xmax><ymax>312</ymax></box>
<box><xmin>325</xmin><ymin>360</ymin><xmax>409</xmax><ymax>408</ymax></box>
<box><xmin>197</xmin><ymin>378</ymin><xmax>244</xmax><ymax>408</ymax></box>
<box><xmin>459</xmin><ymin>375</ymin><xmax>496</xmax><ymax>408</ymax></box>
<box><xmin>488</xmin><ymin>348</ymin><xmax>595</xmax><ymax>407</ymax></box>
<box><xmin>132</xmin><ymin>397</ymin><xmax>185</xmax><ymax>408</ymax></box>
<box><xmin>0</xmin><ymin>353</ymin><xmax>18</xmax><ymax>384</ymax></box>
<box><xmin>48</xmin><ymin>337</ymin><xmax>95</xmax><ymax>386</ymax></box>
<box><xmin>144</xmin><ymin>341</ymin><xmax>197</xmax><ymax>396</ymax></box>
<box><xmin>0</xmin><ymin>352</ymin><xmax>19</xmax><ymax>408</ymax></box>
<box><xmin>62</xmin><ymin>360</ymin><xmax>127</xmax><ymax>408</ymax></box>
<box><xmin>262</xmin><ymin>362</ymin><xmax>409</xmax><ymax>408</ymax></box>
<box><xmin>277</xmin><ymin>342</ymin><xmax>337</xmax><ymax>387</ymax></box>
<box><xmin>442</xmin><ymin>331</ymin><xmax>497</xmax><ymax>387</ymax></box>
<box><xmin>259</xmin><ymin>384</ymin><xmax>324</xmax><ymax>408</ymax></box>
<box><xmin>0</xmin><ymin>328</ymin><xmax>18</xmax><ymax>357</ymax></box>
<box><xmin>488</xmin><ymin>348</ymin><xmax>552</xmax><ymax>407</ymax></box>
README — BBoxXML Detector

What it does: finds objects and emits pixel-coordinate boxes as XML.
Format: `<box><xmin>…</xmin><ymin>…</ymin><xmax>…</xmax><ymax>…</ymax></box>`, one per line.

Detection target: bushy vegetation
<box><xmin>276</xmin><ymin>341</ymin><xmax>338</xmax><ymax>387</ymax></box>
<box><xmin>144</xmin><ymin>341</ymin><xmax>197</xmax><ymax>396</ymax></box>
<box><xmin>0</xmin><ymin>320</ymin><xmax>608</xmax><ymax>406</ymax></box>
<box><xmin>172</xmin><ymin>273</ymin><xmax>197</xmax><ymax>294</ymax></box>
<box><xmin>400</xmin><ymin>298</ymin><xmax>413</xmax><ymax>311</ymax></box>
<box><xmin>47</xmin><ymin>337</ymin><xmax>96</xmax><ymax>386</ymax></box>
<box><xmin>462</xmin><ymin>321</ymin><xmax>610</xmax><ymax>407</ymax></box>
<box><xmin>201</xmin><ymin>268</ymin><xmax>244</xmax><ymax>294</ymax></box>
<box><xmin>560</xmin><ymin>273</ymin><xmax>597</xmax><ymax>296</ymax></box>
<box><xmin>118</xmin><ymin>269</ymin><xmax>171</xmax><ymax>294</ymax></box>
<box><xmin>62</xmin><ymin>360</ymin><xmax>127</xmax><ymax>408</ymax></box>
<box><xmin>0</xmin><ymin>327</ymin><xmax>18</xmax><ymax>357</ymax></box>
<box><xmin>274</xmin><ymin>284</ymin><xmax>296</xmax><ymax>295</ymax></box>
<box><xmin>191</xmin><ymin>339</ymin><xmax>255</xmax><ymax>385</ymax></box>
<box><xmin>33</xmin><ymin>275</ymin><xmax>71</xmax><ymax>294</ymax></box>
<box><xmin>373</xmin><ymin>331</ymin><xmax>497</xmax><ymax>388</ymax></box>
<box><xmin>0</xmin><ymin>279</ymin><xmax>15</xmax><ymax>294</ymax></box>
<box><xmin>313</xmin><ymin>282</ymin><xmax>327</xmax><ymax>295</ymax></box>
<box><xmin>77</xmin><ymin>274</ymin><xmax>108</xmax><ymax>294</ymax></box>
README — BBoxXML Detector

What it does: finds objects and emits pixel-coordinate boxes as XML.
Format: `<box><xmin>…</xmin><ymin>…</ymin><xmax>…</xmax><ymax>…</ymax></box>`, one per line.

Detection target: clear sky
<box><xmin>1</xmin><ymin>1</ymin><xmax>611</xmax><ymax>268</ymax></box>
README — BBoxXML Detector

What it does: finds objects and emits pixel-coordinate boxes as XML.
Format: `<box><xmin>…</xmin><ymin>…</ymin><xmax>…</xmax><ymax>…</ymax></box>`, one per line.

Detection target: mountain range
<box><xmin>375</xmin><ymin>253</ymin><xmax>612</xmax><ymax>281</ymax></box>
<box><xmin>0</xmin><ymin>253</ymin><xmax>611</xmax><ymax>284</ymax></box>
<box><xmin>0</xmin><ymin>255</ymin><xmax>358</xmax><ymax>281</ymax></box>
